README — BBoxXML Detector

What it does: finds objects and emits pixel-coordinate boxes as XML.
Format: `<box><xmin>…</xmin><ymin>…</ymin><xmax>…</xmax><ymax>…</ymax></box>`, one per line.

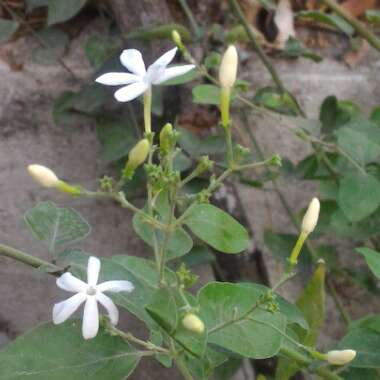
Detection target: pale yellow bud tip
<box><xmin>27</xmin><ymin>164</ymin><xmax>60</xmax><ymax>188</ymax></box>
<box><xmin>182</xmin><ymin>313</ymin><xmax>205</xmax><ymax>334</ymax></box>
<box><xmin>326</xmin><ymin>349</ymin><xmax>356</xmax><ymax>365</ymax></box>
<box><xmin>301</xmin><ymin>197</ymin><xmax>320</xmax><ymax>235</ymax></box>
<box><xmin>219</xmin><ymin>45</ymin><xmax>238</xmax><ymax>89</ymax></box>
<box><xmin>172</xmin><ymin>30</ymin><xmax>183</xmax><ymax>47</ymax></box>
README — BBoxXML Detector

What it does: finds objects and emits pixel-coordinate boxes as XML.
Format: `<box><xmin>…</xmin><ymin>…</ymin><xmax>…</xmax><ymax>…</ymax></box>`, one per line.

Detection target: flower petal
<box><xmin>87</xmin><ymin>256</ymin><xmax>101</xmax><ymax>286</ymax></box>
<box><xmin>82</xmin><ymin>296</ymin><xmax>99</xmax><ymax>340</ymax></box>
<box><xmin>146</xmin><ymin>63</ymin><xmax>166</xmax><ymax>84</ymax></box>
<box><xmin>151</xmin><ymin>47</ymin><xmax>177</xmax><ymax>68</ymax></box>
<box><xmin>52</xmin><ymin>293</ymin><xmax>87</xmax><ymax>325</ymax></box>
<box><xmin>154</xmin><ymin>65</ymin><xmax>195</xmax><ymax>84</ymax></box>
<box><xmin>56</xmin><ymin>272</ymin><xmax>87</xmax><ymax>293</ymax></box>
<box><xmin>97</xmin><ymin>280</ymin><xmax>134</xmax><ymax>293</ymax></box>
<box><xmin>96</xmin><ymin>292</ymin><xmax>119</xmax><ymax>325</ymax></box>
<box><xmin>95</xmin><ymin>72</ymin><xmax>141</xmax><ymax>86</ymax></box>
<box><xmin>114</xmin><ymin>82</ymin><xmax>148</xmax><ymax>102</ymax></box>
<box><xmin>120</xmin><ymin>49</ymin><xmax>146</xmax><ymax>76</ymax></box>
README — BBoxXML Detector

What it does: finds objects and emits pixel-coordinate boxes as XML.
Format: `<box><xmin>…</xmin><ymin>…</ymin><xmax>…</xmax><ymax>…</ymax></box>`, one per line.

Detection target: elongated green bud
<box><xmin>172</xmin><ymin>30</ymin><xmax>184</xmax><ymax>51</ymax></box>
<box><xmin>124</xmin><ymin>139</ymin><xmax>150</xmax><ymax>179</ymax></box>
<box><xmin>219</xmin><ymin>45</ymin><xmax>238</xmax><ymax>89</ymax></box>
<box><xmin>182</xmin><ymin>313</ymin><xmax>205</xmax><ymax>334</ymax></box>
<box><xmin>159</xmin><ymin>123</ymin><xmax>173</xmax><ymax>154</ymax></box>
<box><xmin>129</xmin><ymin>139</ymin><xmax>150</xmax><ymax>168</ymax></box>
<box><xmin>301</xmin><ymin>197</ymin><xmax>320</xmax><ymax>235</ymax></box>
<box><xmin>326</xmin><ymin>349</ymin><xmax>356</xmax><ymax>365</ymax></box>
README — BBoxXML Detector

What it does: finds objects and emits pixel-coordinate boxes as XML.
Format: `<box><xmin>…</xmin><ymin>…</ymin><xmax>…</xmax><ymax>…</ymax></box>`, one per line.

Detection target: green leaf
<box><xmin>276</xmin><ymin>263</ymin><xmax>326</xmax><ymax>379</ymax></box>
<box><xmin>96</xmin><ymin>117</ymin><xmax>137</xmax><ymax>162</ymax></box>
<box><xmin>32</xmin><ymin>27</ymin><xmax>69</xmax><ymax>64</ymax></box>
<box><xmin>85</xmin><ymin>35</ymin><xmax>122</xmax><ymax>69</ymax></box>
<box><xmin>0</xmin><ymin>320</ymin><xmax>140</xmax><ymax>379</ymax></box>
<box><xmin>146</xmin><ymin>287</ymin><xmax>178</xmax><ymax>333</ymax></box>
<box><xmin>366</xmin><ymin>10</ymin><xmax>380</xmax><ymax>24</ymax></box>
<box><xmin>279</xmin><ymin>37</ymin><xmax>322</xmax><ymax>63</ymax></box>
<box><xmin>370</xmin><ymin>106</ymin><xmax>380</xmax><ymax>127</ymax></box>
<box><xmin>356</xmin><ymin>247</ymin><xmax>380</xmax><ymax>279</ymax></box>
<box><xmin>161</xmin><ymin>68</ymin><xmax>199</xmax><ymax>86</ymax></box>
<box><xmin>0</xmin><ymin>19</ymin><xmax>19</xmax><ymax>43</ymax></box>
<box><xmin>338</xmin><ymin>173</ymin><xmax>380</xmax><ymax>222</ymax></box>
<box><xmin>296</xmin><ymin>262</ymin><xmax>326</xmax><ymax>345</ymax></box>
<box><xmin>342</xmin><ymin>368</ymin><xmax>380</xmax><ymax>380</ymax></box>
<box><xmin>192</xmin><ymin>84</ymin><xmax>220</xmax><ymax>105</ymax></box>
<box><xmin>178</xmin><ymin>129</ymin><xmax>225</xmax><ymax>157</ymax></box>
<box><xmin>336</xmin><ymin>119</ymin><xmax>380</xmax><ymax>166</ymax></box>
<box><xmin>24</xmin><ymin>202</ymin><xmax>90</xmax><ymax>251</ymax></box>
<box><xmin>338</xmin><ymin>328</ymin><xmax>380</xmax><ymax>368</ymax></box>
<box><xmin>254</xmin><ymin>87</ymin><xmax>299</xmax><ymax>116</ymax></box>
<box><xmin>297</xmin><ymin>11</ymin><xmax>354</xmax><ymax>35</ymax></box>
<box><xmin>185</xmin><ymin>204</ymin><xmax>250</xmax><ymax>254</ymax></box>
<box><xmin>126</xmin><ymin>23</ymin><xmax>191</xmax><ymax>41</ymax></box>
<box><xmin>198</xmin><ymin>282</ymin><xmax>286</xmax><ymax>358</ymax></box>
<box><xmin>47</xmin><ymin>0</ymin><xmax>87</xmax><ymax>25</ymax></box>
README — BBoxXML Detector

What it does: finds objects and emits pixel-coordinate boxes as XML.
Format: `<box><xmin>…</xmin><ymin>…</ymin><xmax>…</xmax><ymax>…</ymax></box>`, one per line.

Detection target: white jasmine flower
<box><xmin>53</xmin><ymin>256</ymin><xmax>134</xmax><ymax>340</ymax></box>
<box><xmin>95</xmin><ymin>47</ymin><xmax>195</xmax><ymax>102</ymax></box>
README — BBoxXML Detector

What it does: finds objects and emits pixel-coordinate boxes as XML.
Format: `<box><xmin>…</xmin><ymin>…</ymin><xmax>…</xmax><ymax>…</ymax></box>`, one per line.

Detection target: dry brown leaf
<box><xmin>343</xmin><ymin>39</ymin><xmax>370</xmax><ymax>68</ymax></box>
<box><xmin>274</xmin><ymin>0</ymin><xmax>296</xmax><ymax>49</ymax></box>
<box><xmin>341</xmin><ymin>0</ymin><xmax>377</xmax><ymax>17</ymax></box>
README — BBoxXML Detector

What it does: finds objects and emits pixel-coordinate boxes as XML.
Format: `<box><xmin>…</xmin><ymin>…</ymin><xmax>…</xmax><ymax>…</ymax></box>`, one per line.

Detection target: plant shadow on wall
<box><xmin>1</xmin><ymin>0</ymin><xmax>380</xmax><ymax>379</ymax></box>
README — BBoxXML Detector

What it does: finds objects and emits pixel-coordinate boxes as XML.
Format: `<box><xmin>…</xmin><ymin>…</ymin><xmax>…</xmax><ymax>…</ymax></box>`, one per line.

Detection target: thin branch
<box><xmin>0</xmin><ymin>243</ymin><xmax>63</xmax><ymax>274</ymax></box>
<box><xmin>321</xmin><ymin>0</ymin><xmax>380</xmax><ymax>52</ymax></box>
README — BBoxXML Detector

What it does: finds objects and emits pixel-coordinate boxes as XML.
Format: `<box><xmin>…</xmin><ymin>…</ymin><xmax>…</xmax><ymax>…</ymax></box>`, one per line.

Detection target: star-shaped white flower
<box><xmin>95</xmin><ymin>47</ymin><xmax>195</xmax><ymax>102</ymax></box>
<box><xmin>53</xmin><ymin>256</ymin><xmax>134</xmax><ymax>340</ymax></box>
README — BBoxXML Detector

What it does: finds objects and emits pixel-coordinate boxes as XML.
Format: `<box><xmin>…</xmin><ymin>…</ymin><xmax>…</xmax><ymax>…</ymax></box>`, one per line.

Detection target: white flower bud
<box><xmin>301</xmin><ymin>197</ymin><xmax>320</xmax><ymax>235</ymax></box>
<box><xmin>182</xmin><ymin>313</ymin><xmax>205</xmax><ymax>334</ymax></box>
<box><xmin>27</xmin><ymin>164</ymin><xmax>60</xmax><ymax>188</ymax></box>
<box><xmin>326</xmin><ymin>349</ymin><xmax>356</xmax><ymax>365</ymax></box>
<box><xmin>219</xmin><ymin>45</ymin><xmax>238</xmax><ymax>89</ymax></box>
<box><xmin>128</xmin><ymin>139</ymin><xmax>150</xmax><ymax>169</ymax></box>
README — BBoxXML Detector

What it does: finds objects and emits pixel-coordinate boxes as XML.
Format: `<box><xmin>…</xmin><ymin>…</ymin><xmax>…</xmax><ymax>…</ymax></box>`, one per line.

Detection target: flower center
<box><xmin>86</xmin><ymin>286</ymin><xmax>97</xmax><ymax>296</ymax></box>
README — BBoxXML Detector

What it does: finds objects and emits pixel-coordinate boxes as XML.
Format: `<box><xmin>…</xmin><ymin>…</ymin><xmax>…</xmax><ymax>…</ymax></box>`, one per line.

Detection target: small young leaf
<box><xmin>185</xmin><ymin>204</ymin><xmax>250</xmax><ymax>254</ymax></box>
<box><xmin>192</xmin><ymin>84</ymin><xmax>220</xmax><ymax>105</ymax></box>
<box><xmin>24</xmin><ymin>202</ymin><xmax>90</xmax><ymax>251</ymax></box>
<box><xmin>356</xmin><ymin>247</ymin><xmax>380</xmax><ymax>279</ymax></box>
<box><xmin>0</xmin><ymin>320</ymin><xmax>140</xmax><ymax>380</ymax></box>
<box><xmin>47</xmin><ymin>0</ymin><xmax>87</xmax><ymax>25</ymax></box>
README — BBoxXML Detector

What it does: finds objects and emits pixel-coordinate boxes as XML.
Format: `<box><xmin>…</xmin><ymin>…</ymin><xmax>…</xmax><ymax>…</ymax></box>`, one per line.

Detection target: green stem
<box><xmin>280</xmin><ymin>346</ymin><xmax>344</xmax><ymax>380</ymax></box>
<box><xmin>177</xmin><ymin>0</ymin><xmax>202</xmax><ymax>40</ymax></box>
<box><xmin>288</xmin><ymin>232</ymin><xmax>308</xmax><ymax>268</ymax></box>
<box><xmin>0</xmin><ymin>243</ymin><xmax>62</xmax><ymax>273</ymax></box>
<box><xmin>107</xmin><ymin>324</ymin><xmax>169</xmax><ymax>354</ymax></box>
<box><xmin>225</xmin><ymin>124</ymin><xmax>234</xmax><ymax>168</ymax></box>
<box><xmin>175</xmin><ymin>358</ymin><xmax>195</xmax><ymax>380</ymax></box>
<box><xmin>144</xmin><ymin>88</ymin><xmax>152</xmax><ymax>134</ymax></box>
<box><xmin>158</xmin><ymin>188</ymin><xmax>177</xmax><ymax>286</ymax></box>
<box><xmin>321</xmin><ymin>0</ymin><xmax>380</xmax><ymax>52</ymax></box>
